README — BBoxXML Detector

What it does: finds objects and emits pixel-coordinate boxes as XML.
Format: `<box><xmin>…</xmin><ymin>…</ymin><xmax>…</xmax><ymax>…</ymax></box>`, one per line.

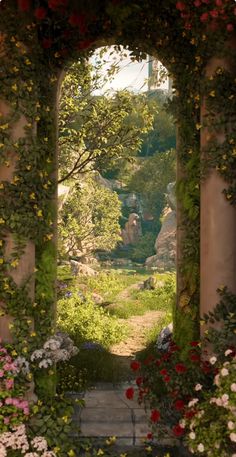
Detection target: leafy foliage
<box><xmin>58</xmin><ymin>178</ymin><xmax>122</xmax><ymax>258</ymax></box>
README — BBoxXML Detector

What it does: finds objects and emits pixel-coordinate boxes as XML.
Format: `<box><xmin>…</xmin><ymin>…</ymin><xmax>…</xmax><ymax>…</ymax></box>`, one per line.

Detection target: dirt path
<box><xmin>110</xmin><ymin>310</ymin><xmax>165</xmax><ymax>380</ymax></box>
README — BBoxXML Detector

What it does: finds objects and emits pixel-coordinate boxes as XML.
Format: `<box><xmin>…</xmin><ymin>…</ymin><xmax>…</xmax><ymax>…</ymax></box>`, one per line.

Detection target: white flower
<box><xmin>225</xmin><ymin>349</ymin><xmax>233</xmax><ymax>356</ymax></box>
<box><xmin>189</xmin><ymin>432</ymin><xmax>196</xmax><ymax>440</ymax></box>
<box><xmin>179</xmin><ymin>419</ymin><xmax>186</xmax><ymax>428</ymax></box>
<box><xmin>31</xmin><ymin>349</ymin><xmax>45</xmax><ymax>361</ymax></box>
<box><xmin>231</xmin><ymin>383</ymin><xmax>236</xmax><ymax>392</ymax></box>
<box><xmin>221</xmin><ymin>368</ymin><xmax>229</xmax><ymax>377</ymax></box>
<box><xmin>230</xmin><ymin>433</ymin><xmax>236</xmax><ymax>443</ymax></box>
<box><xmin>214</xmin><ymin>374</ymin><xmax>220</xmax><ymax>386</ymax></box>
<box><xmin>38</xmin><ymin>359</ymin><xmax>53</xmax><ymax>369</ymax></box>
<box><xmin>188</xmin><ymin>398</ymin><xmax>199</xmax><ymax>408</ymax></box>
<box><xmin>42</xmin><ymin>452</ymin><xmax>56</xmax><ymax>457</ymax></box>
<box><xmin>222</xmin><ymin>394</ymin><xmax>229</xmax><ymax>405</ymax></box>
<box><xmin>31</xmin><ymin>437</ymin><xmax>48</xmax><ymax>452</ymax></box>
<box><xmin>197</xmin><ymin>443</ymin><xmax>204</xmax><ymax>452</ymax></box>
<box><xmin>197</xmin><ymin>410</ymin><xmax>205</xmax><ymax>418</ymax></box>
<box><xmin>228</xmin><ymin>421</ymin><xmax>235</xmax><ymax>430</ymax></box>
<box><xmin>43</xmin><ymin>339</ymin><xmax>61</xmax><ymax>351</ymax></box>
<box><xmin>209</xmin><ymin>356</ymin><xmax>217</xmax><ymax>365</ymax></box>
<box><xmin>195</xmin><ymin>383</ymin><xmax>202</xmax><ymax>391</ymax></box>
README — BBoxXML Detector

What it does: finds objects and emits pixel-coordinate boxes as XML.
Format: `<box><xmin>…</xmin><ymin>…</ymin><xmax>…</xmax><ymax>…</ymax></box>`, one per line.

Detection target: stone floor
<box><xmin>71</xmin><ymin>382</ymin><xmax>150</xmax><ymax>447</ymax></box>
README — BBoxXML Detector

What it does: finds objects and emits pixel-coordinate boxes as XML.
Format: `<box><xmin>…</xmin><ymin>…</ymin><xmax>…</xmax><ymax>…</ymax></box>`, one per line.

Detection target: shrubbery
<box><xmin>57</xmin><ymin>295</ymin><xmax>128</xmax><ymax>349</ymax></box>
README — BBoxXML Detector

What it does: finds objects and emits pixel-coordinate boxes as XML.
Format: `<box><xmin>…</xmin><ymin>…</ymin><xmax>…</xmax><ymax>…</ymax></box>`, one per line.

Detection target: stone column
<box><xmin>0</xmin><ymin>99</ymin><xmax>35</xmax><ymax>342</ymax></box>
<box><xmin>200</xmin><ymin>53</ymin><xmax>236</xmax><ymax>328</ymax></box>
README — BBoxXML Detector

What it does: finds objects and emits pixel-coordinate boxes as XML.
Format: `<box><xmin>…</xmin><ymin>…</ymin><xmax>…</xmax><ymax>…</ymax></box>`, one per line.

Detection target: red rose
<box><xmin>200</xmin><ymin>12</ymin><xmax>209</xmax><ymax>22</ymax></box>
<box><xmin>155</xmin><ymin>359</ymin><xmax>161</xmax><ymax>367</ymax></box>
<box><xmin>146</xmin><ymin>432</ymin><xmax>153</xmax><ymax>440</ymax></box>
<box><xmin>176</xmin><ymin>1</ymin><xmax>186</xmax><ymax>11</ymax></box>
<box><xmin>172</xmin><ymin>424</ymin><xmax>185</xmax><ymax>437</ymax></box>
<box><xmin>34</xmin><ymin>7</ymin><xmax>47</xmax><ymax>20</ymax></box>
<box><xmin>164</xmin><ymin>375</ymin><xmax>171</xmax><ymax>382</ymax></box>
<box><xmin>48</xmin><ymin>0</ymin><xmax>67</xmax><ymax>10</ymax></box>
<box><xmin>150</xmin><ymin>409</ymin><xmax>161</xmax><ymax>423</ymax></box>
<box><xmin>210</xmin><ymin>10</ymin><xmax>218</xmax><ymax>18</ymax></box>
<box><xmin>227</xmin><ymin>24</ymin><xmax>234</xmax><ymax>32</ymax></box>
<box><xmin>175</xmin><ymin>363</ymin><xmax>187</xmax><ymax>373</ymax></box>
<box><xmin>201</xmin><ymin>361</ymin><xmax>211</xmax><ymax>373</ymax></box>
<box><xmin>190</xmin><ymin>341</ymin><xmax>199</xmax><ymax>347</ymax></box>
<box><xmin>185</xmin><ymin>409</ymin><xmax>197</xmax><ymax>419</ymax></box>
<box><xmin>131</xmin><ymin>360</ymin><xmax>140</xmax><ymax>372</ymax></box>
<box><xmin>174</xmin><ymin>400</ymin><xmax>185</xmax><ymax>411</ymax></box>
<box><xmin>189</xmin><ymin>351</ymin><xmax>200</xmax><ymax>362</ymax></box>
<box><xmin>143</xmin><ymin>355</ymin><xmax>154</xmax><ymax>366</ymax></box>
<box><xmin>125</xmin><ymin>387</ymin><xmax>134</xmax><ymax>400</ymax></box>
<box><xmin>194</xmin><ymin>0</ymin><xmax>201</xmax><ymax>6</ymax></box>
<box><xmin>160</xmin><ymin>368</ymin><xmax>168</xmax><ymax>376</ymax></box>
<box><xmin>136</xmin><ymin>376</ymin><xmax>143</xmax><ymax>386</ymax></box>
<box><xmin>42</xmin><ymin>38</ymin><xmax>53</xmax><ymax>49</ymax></box>
<box><xmin>68</xmin><ymin>12</ymin><xmax>87</xmax><ymax>34</ymax></box>
<box><xmin>18</xmin><ymin>0</ymin><xmax>31</xmax><ymax>11</ymax></box>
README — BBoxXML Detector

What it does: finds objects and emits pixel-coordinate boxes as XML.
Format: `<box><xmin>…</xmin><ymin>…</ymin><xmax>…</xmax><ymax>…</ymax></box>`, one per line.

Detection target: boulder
<box><xmin>141</xmin><ymin>276</ymin><xmax>165</xmax><ymax>290</ymax></box>
<box><xmin>145</xmin><ymin>207</ymin><xmax>176</xmax><ymax>271</ymax></box>
<box><xmin>156</xmin><ymin>323</ymin><xmax>173</xmax><ymax>351</ymax></box>
<box><xmin>121</xmin><ymin>213</ymin><xmax>142</xmax><ymax>245</ymax></box>
<box><xmin>70</xmin><ymin>260</ymin><xmax>97</xmax><ymax>277</ymax></box>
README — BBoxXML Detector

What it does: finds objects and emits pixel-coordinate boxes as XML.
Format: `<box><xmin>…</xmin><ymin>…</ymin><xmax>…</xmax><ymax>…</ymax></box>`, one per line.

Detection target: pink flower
<box><xmin>194</xmin><ymin>0</ymin><xmax>201</xmax><ymax>6</ymax></box>
<box><xmin>215</xmin><ymin>0</ymin><xmax>223</xmax><ymax>5</ymax></box>
<box><xmin>5</xmin><ymin>378</ymin><xmax>14</xmax><ymax>390</ymax></box>
<box><xmin>0</xmin><ymin>370</ymin><xmax>4</xmax><ymax>377</ymax></box>
<box><xmin>210</xmin><ymin>10</ymin><xmax>218</xmax><ymax>18</ymax></box>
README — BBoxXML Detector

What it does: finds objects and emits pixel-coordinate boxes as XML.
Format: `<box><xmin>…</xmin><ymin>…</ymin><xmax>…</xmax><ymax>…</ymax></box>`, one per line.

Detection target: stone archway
<box><xmin>0</xmin><ymin>0</ymin><xmax>235</xmax><ymax>367</ymax></box>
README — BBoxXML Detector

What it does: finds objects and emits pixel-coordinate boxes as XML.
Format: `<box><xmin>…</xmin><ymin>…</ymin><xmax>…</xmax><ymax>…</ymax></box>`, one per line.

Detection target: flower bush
<box><xmin>185</xmin><ymin>352</ymin><xmax>236</xmax><ymax>456</ymax></box>
<box><xmin>126</xmin><ymin>293</ymin><xmax>236</xmax><ymax>455</ymax></box>
<box><xmin>0</xmin><ymin>342</ymin><xmax>29</xmax><ymax>432</ymax></box>
<box><xmin>0</xmin><ymin>424</ymin><xmax>55</xmax><ymax>457</ymax></box>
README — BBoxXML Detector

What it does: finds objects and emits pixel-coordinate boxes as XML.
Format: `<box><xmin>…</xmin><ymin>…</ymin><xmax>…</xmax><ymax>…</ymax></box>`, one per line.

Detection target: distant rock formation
<box><xmin>145</xmin><ymin>182</ymin><xmax>176</xmax><ymax>271</ymax></box>
<box><xmin>121</xmin><ymin>213</ymin><xmax>142</xmax><ymax>245</ymax></box>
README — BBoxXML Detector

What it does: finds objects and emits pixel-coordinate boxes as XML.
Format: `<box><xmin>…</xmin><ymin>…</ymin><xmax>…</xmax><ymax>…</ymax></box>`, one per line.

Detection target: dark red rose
<box><xmin>146</xmin><ymin>432</ymin><xmax>153</xmax><ymax>440</ymax></box>
<box><xmin>174</xmin><ymin>400</ymin><xmax>185</xmax><ymax>411</ymax></box>
<box><xmin>194</xmin><ymin>0</ymin><xmax>201</xmax><ymax>6</ymax></box>
<box><xmin>189</xmin><ymin>351</ymin><xmax>200</xmax><ymax>362</ymax></box>
<box><xmin>190</xmin><ymin>341</ymin><xmax>199</xmax><ymax>347</ymax></box>
<box><xmin>150</xmin><ymin>409</ymin><xmax>161</xmax><ymax>423</ymax></box>
<box><xmin>34</xmin><ymin>7</ymin><xmax>47</xmax><ymax>20</ymax></box>
<box><xmin>48</xmin><ymin>0</ymin><xmax>67</xmax><ymax>10</ymax></box>
<box><xmin>143</xmin><ymin>355</ymin><xmax>154</xmax><ymax>366</ymax></box>
<box><xmin>226</xmin><ymin>24</ymin><xmax>234</xmax><ymax>32</ymax></box>
<box><xmin>68</xmin><ymin>12</ymin><xmax>87</xmax><ymax>34</ymax></box>
<box><xmin>155</xmin><ymin>359</ymin><xmax>161</xmax><ymax>367</ymax></box>
<box><xmin>131</xmin><ymin>360</ymin><xmax>141</xmax><ymax>372</ymax></box>
<box><xmin>18</xmin><ymin>0</ymin><xmax>31</xmax><ymax>11</ymax></box>
<box><xmin>125</xmin><ymin>387</ymin><xmax>134</xmax><ymax>400</ymax></box>
<box><xmin>215</xmin><ymin>0</ymin><xmax>223</xmax><ymax>5</ymax></box>
<box><xmin>160</xmin><ymin>368</ymin><xmax>168</xmax><ymax>376</ymax></box>
<box><xmin>176</xmin><ymin>1</ymin><xmax>186</xmax><ymax>11</ymax></box>
<box><xmin>172</xmin><ymin>424</ymin><xmax>185</xmax><ymax>437</ymax></box>
<box><xmin>164</xmin><ymin>375</ymin><xmax>171</xmax><ymax>382</ymax></box>
<box><xmin>136</xmin><ymin>376</ymin><xmax>143</xmax><ymax>386</ymax></box>
<box><xmin>42</xmin><ymin>38</ymin><xmax>53</xmax><ymax>49</ymax></box>
<box><xmin>201</xmin><ymin>361</ymin><xmax>211</xmax><ymax>374</ymax></box>
<box><xmin>175</xmin><ymin>363</ymin><xmax>187</xmax><ymax>373</ymax></box>
<box><xmin>184</xmin><ymin>409</ymin><xmax>197</xmax><ymax>419</ymax></box>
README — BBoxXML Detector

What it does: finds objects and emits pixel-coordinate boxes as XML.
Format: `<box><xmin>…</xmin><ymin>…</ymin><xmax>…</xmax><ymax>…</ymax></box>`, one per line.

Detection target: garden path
<box><xmin>110</xmin><ymin>310</ymin><xmax>165</xmax><ymax>379</ymax></box>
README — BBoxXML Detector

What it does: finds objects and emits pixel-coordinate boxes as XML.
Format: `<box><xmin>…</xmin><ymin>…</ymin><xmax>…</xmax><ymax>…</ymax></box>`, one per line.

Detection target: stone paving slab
<box><xmin>81</xmin><ymin>407</ymin><xmax>132</xmax><ymax>423</ymax></box>
<box><xmin>80</xmin><ymin>421</ymin><xmax>134</xmax><ymax>437</ymax></box>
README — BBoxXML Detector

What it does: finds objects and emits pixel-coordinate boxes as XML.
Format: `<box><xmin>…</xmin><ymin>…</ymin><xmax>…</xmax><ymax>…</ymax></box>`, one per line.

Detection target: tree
<box><xmin>58</xmin><ymin>177</ymin><xmax>122</xmax><ymax>259</ymax></box>
<box><xmin>140</xmin><ymin>91</ymin><xmax>176</xmax><ymax>156</ymax></box>
<box><xmin>58</xmin><ymin>54</ymin><xmax>154</xmax><ymax>182</ymax></box>
<box><xmin>128</xmin><ymin>149</ymin><xmax>176</xmax><ymax>218</ymax></box>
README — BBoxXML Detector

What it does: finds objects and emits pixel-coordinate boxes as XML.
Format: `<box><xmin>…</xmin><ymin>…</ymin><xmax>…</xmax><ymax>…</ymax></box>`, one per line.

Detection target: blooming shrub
<box><xmin>126</xmin><ymin>339</ymin><xmax>215</xmax><ymax>441</ymax></box>
<box><xmin>185</xmin><ymin>352</ymin><xmax>236</xmax><ymax>457</ymax></box>
<box><xmin>30</xmin><ymin>333</ymin><xmax>79</xmax><ymax>369</ymax></box>
<box><xmin>0</xmin><ymin>343</ymin><xmax>29</xmax><ymax>432</ymax></box>
<box><xmin>0</xmin><ymin>424</ymin><xmax>55</xmax><ymax>457</ymax></box>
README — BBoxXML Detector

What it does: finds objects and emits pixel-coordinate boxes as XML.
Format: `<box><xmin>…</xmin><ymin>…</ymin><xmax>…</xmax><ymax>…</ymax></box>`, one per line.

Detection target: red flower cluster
<box><xmin>125</xmin><ymin>387</ymin><xmax>134</xmax><ymax>400</ymax></box>
<box><xmin>130</xmin><ymin>360</ymin><xmax>141</xmax><ymax>371</ymax></box>
<box><xmin>176</xmin><ymin>0</ymin><xmax>235</xmax><ymax>33</ymax></box>
<box><xmin>150</xmin><ymin>409</ymin><xmax>160</xmax><ymax>422</ymax></box>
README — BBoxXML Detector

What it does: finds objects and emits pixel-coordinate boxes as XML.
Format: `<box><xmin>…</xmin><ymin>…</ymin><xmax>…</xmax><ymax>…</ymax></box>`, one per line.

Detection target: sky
<box><xmin>90</xmin><ymin>46</ymin><xmax>168</xmax><ymax>94</ymax></box>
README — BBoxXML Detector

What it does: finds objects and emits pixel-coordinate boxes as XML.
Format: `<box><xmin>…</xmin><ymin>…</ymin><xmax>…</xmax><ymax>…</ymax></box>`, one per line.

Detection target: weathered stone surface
<box><xmin>70</xmin><ymin>260</ymin><xmax>97</xmax><ymax>276</ymax></box>
<box><xmin>141</xmin><ymin>276</ymin><xmax>165</xmax><ymax>290</ymax></box>
<box><xmin>121</xmin><ymin>213</ymin><xmax>142</xmax><ymax>245</ymax></box>
<box><xmin>145</xmin><ymin>207</ymin><xmax>176</xmax><ymax>271</ymax></box>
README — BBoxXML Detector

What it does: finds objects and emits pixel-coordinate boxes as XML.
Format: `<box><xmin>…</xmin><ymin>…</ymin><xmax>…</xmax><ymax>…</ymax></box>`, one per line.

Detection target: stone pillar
<box><xmin>0</xmin><ymin>99</ymin><xmax>35</xmax><ymax>342</ymax></box>
<box><xmin>200</xmin><ymin>54</ymin><xmax>236</xmax><ymax>327</ymax></box>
